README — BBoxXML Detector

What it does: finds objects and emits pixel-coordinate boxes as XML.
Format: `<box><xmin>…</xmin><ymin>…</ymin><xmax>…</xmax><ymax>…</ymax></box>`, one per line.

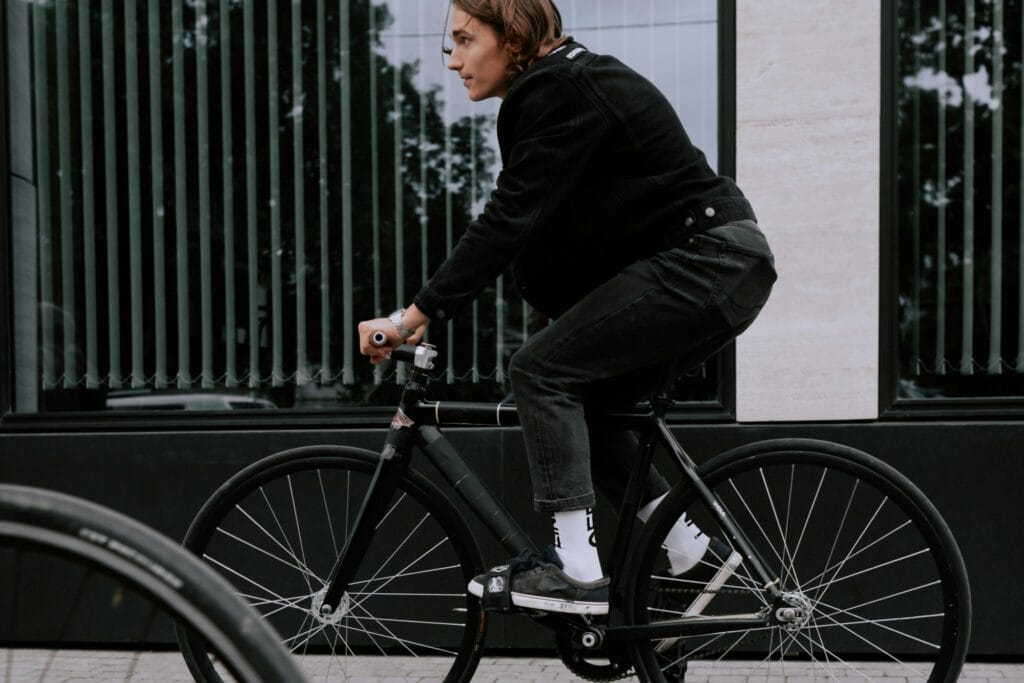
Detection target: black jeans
<box><xmin>508</xmin><ymin>220</ymin><xmax>777</xmax><ymax>512</ymax></box>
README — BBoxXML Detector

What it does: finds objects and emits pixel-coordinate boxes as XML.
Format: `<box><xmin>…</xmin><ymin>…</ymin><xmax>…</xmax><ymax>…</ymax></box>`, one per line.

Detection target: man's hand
<box><xmin>357</xmin><ymin>305</ymin><xmax>430</xmax><ymax>365</ymax></box>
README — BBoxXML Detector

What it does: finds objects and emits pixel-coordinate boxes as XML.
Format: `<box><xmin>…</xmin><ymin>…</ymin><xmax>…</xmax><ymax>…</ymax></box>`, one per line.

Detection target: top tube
<box><xmin>385</xmin><ymin>343</ymin><xmax>657</xmax><ymax>430</ymax></box>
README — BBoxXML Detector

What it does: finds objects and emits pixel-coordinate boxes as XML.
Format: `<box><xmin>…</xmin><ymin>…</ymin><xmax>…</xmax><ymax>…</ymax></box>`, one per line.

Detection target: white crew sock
<box><xmin>552</xmin><ymin>507</ymin><xmax>604</xmax><ymax>582</ymax></box>
<box><xmin>638</xmin><ymin>493</ymin><xmax>711</xmax><ymax>575</ymax></box>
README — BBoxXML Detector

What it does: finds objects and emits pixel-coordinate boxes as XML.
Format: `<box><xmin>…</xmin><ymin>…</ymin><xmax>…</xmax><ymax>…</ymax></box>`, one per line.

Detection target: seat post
<box><xmin>651</xmin><ymin>359</ymin><xmax>683</xmax><ymax>418</ymax></box>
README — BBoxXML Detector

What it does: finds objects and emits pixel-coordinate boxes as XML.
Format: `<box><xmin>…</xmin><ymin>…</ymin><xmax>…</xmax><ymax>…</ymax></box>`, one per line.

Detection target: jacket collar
<box><xmin>541</xmin><ymin>40</ymin><xmax>589</xmax><ymax>64</ymax></box>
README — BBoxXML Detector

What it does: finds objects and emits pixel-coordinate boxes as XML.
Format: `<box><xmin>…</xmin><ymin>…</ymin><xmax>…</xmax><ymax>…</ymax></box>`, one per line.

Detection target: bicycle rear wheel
<box><xmin>625</xmin><ymin>439</ymin><xmax>970</xmax><ymax>682</ymax></box>
<box><xmin>179</xmin><ymin>444</ymin><xmax>487</xmax><ymax>682</ymax></box>
<box><xmin>0</xmin><ymin>484</ymin><xmax>304</xmax><ymax>682</ymax></box>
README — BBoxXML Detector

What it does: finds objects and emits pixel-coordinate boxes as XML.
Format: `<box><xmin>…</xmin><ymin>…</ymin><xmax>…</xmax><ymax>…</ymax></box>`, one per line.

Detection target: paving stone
<box><xmin>2</xmin><ymin>650</ymin><xmax>1023</xmax><ymax>681</ymax></box>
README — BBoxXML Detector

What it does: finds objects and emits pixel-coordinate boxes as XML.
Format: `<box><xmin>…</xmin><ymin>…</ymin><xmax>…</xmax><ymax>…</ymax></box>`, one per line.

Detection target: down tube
<box><xmin>416</xmin><ymin>425</ymin><xmax>536</xmax><ymax>558</ymax></box>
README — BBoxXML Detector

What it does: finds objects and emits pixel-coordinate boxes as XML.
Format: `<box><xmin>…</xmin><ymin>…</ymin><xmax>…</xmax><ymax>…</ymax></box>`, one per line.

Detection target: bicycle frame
<box><xmin>319</xmin><ymin>345</ymin><xmax>783</xmax><ymax>643</ymax></box>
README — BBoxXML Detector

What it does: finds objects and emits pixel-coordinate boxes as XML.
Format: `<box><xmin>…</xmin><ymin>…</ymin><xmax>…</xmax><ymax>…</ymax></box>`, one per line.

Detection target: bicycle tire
<box><xmin>178</xmin><ymin>444</ymin><xmax>488</xmax><ymax>682</ymax></box>
<box><xmin>624</xmin><ymin>438</ymin><xmax>970</xmax><ymax>682</ymax></box>
<box><xmin>0</xmin><ymin>483</ymin><xmax>305</xmax><ymax>682</ymax></box>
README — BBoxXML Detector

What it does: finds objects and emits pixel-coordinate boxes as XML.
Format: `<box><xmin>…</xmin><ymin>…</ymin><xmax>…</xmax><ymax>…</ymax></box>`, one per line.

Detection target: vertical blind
<box><xmin>13</xmin><ymin>0</ymin><xmax>721</xmax><ymax>411</ymax></box>
<box><xmin>897</xmin><ymin>0</ymin><xmax>1024</xmax><ymax>398</ymax></box>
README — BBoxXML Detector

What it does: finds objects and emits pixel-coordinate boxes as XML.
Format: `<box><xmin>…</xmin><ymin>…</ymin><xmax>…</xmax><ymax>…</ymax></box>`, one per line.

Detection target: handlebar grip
<box><xmin>367</xmin><ymin>333</ymin><xmax>437</xmax><ymax>370</ymax></box>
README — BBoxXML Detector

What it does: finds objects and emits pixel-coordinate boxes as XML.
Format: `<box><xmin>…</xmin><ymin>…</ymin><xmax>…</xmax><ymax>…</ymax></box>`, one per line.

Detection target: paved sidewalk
<box><xmin>1</xmin><ymin>650</ymin><xmax>1022</xmax><ymax>681</ymax></box>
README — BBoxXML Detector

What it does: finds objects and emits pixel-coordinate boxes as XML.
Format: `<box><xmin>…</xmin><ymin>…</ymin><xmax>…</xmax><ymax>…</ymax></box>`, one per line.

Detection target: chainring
<box><xmin>555</xmin><ymin>633</ymin><xmax>634</xmax><ymax>682</ymax></box>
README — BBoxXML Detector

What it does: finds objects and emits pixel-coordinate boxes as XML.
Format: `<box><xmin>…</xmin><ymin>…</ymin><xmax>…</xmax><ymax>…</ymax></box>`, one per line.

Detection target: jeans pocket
<box><xmin>714</xmin><ymin>248</ymin><xmax>778</xmax><ymax>329</ymax></box>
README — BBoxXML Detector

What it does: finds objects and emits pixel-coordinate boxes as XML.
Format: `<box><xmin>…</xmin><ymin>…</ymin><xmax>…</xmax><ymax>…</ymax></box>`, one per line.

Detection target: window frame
<box><xmin>1</xmin><ymin>1</ymin><xmax>12</xmax><ymax>423</ymax></box>
<box><xmin>0</xmin><ymin>0</ymin><xmax>740</xmax><ymax>431</ymax></box>
<box><xmin>879</xmin><ymin>0</ymin><xmax>1024</xmax><ymax>419</ymax></box>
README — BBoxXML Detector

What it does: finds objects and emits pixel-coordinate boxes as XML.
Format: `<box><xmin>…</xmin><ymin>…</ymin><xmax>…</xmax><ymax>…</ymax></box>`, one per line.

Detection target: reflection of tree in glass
<box><xmin>334</xmin><ymin>2</ymin><xmax>505</xmax><ymax>402</ymax></box>
<box><xmin>895</xmin><ymin>2</ymin><xmax>1023</xmax><ymax>397</ymax></box>
<box><xmin>31</xmin><ymin>0</ymin><xmax>722</xmax><ymax>410</ymax></box>
<box><xmin>156</xmin><ymin>0</ymin><xmax>504</xmax><ymax>404</ymax></box>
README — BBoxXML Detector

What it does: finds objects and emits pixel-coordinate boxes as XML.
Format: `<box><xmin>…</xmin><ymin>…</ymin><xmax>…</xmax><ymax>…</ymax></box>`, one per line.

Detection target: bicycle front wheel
<box><xmin>0</xmin><ymin>484</ymin><xmax>304</xmax><ymax>682</ymax></box>
<box><xmin>625</xmin><ymin>438</ymin><xmax>970</xmax><ymax>682</ymax></box>
<box><xmin>178</xmin><ymin>444</ymin><xmax>487</xmax><ymax>682</ymax></box>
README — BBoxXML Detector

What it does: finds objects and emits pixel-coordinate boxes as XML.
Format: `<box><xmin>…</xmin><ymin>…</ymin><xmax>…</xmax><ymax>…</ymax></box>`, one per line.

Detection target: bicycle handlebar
<box><xmin>368</xmin><ymin>332</ymin><xmax>438</xmax><ymax>371</ymax></box>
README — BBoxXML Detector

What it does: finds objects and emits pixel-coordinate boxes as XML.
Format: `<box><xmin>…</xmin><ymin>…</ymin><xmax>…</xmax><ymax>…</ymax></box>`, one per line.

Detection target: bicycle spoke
<box><xmin>811</xmin><ymin>496</ymin><xmax>888</xmax><ymax>606</ymax></box>
<box><xmin>347</xmin><ymin>538</ymin><xmax>457</xmax><ymax>615</ymax></box>
<box><xmin>813</xmin><ymin>607</ymin><xmax>933</xmax><ymax>680</ymax></box>
<box><xmin>347</xmin><ymin>590</ymin><xmax>466</xmax><ymax>598</ymax></box>
<box><xmin>348</xmin><ymin>562</ymin><xmax>463</xmax><ymax>589</ymax></box>
<box><xmin>763</xmin><ymin>466</ymin><xmax>801</xmax><ymax>591</ymax></box>
<box><xmin>726</xmin><ymin>478</ymin><xmax>788</xmax><ymax>582</ymax></box>
<box><xmin>374</xmin><ymin>491</ymin><xmax>410</xmax><ymax>531</ymax></box>
<box><xmin>316</xmin><ymin>469</ymin><xmax>340</xmax><ymax>558</ymax></box>
<box><xmin>811</xmin><ymin>595</ymin><xmax>944</xmax><ymax>649</ymax></box>
<box><xmin>786</xmin><ymin>466</ymin><xmax>828</xmax><ymax>589</ymax></box>
<box><xmin>238</xmin><ymin>591</ymin><xmax>310</xmax><ymax>619</ymax></box>
<box><xmin>260</xmin><ymin>487</ymin><xmax>316</xmax><ymax>598</ymax></box>
<box><xmin>334</xmin><ymin>614</ymin><xmax>461</xmax><ymax>656</ymax></box>
<box><xmin>803</xmin><ymin>547</ymin><xmax>931</xmax><ymax>596</ymax></box>
<box><xmin>230</xmin><ymin>502</ymin><xmax>321</xmax><ymax>583</ymax></box>
<box><xmin>282</xmin><ymin>618</ymin><xmax>332</xmax><ymax>652</ymax></box>
<box><xmin>204</xmin><ymin>553</ymin><xmax>298</xmax><ymax>608</ymax></box>
<box><xmin>286</xmin><ymin>476</ymin><xmax>311</xmax><ymax>585</ymax></box>
<box><xmin>802</xmin><ymin>517</ymin><xmax>914</xmax><ymax>591</ymax></box>
<box><xmin>345</xmin><ymin>600</ymin><xmax>415</xmax><ymax>657</ymax></box>
<box><xmin>214</xmin><ymin>525</ymin><xmax>323</xmax><ymax>585</ymax></box>
<box><xmin>824</xmin><ymin>578</ymin><xmax>941</xmax><ymax>617</ymax></box>
<box><xmin>788</xmin><ymin>627</ymin><xmax>869</xmax><ymax>681</ymax></box>
<box><xmin>632</xmin><ymin>447</ymin><xmax>967</xmax><ymax>682</ymax></box>
<box><xmin>352</xmin><ymin>509</ymin><xmax>432</xmax><ymax>594</ymax></box>
<box><xmin>182</xmin><ymin>450</ymin><xmax>484</xmax><ymax>682</ymax></box>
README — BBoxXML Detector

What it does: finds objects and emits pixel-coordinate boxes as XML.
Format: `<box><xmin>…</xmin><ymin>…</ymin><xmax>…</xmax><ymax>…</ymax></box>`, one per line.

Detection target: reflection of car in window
<box><xmin>105</xmin><ymin>391</ymin><xmax>277</xmax><ymax>411</ymax></box>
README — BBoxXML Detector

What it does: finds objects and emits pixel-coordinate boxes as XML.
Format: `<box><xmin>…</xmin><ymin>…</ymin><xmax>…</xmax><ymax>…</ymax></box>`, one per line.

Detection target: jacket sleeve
<box><xmin>413</xmin><ymin>71</ymin><xmax>609</xmax><ymax>321</ymax></box>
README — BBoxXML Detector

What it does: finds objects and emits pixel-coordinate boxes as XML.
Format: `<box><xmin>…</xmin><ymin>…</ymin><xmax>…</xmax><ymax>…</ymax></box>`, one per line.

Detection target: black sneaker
<box><xmin>652</xmin><ymin>537</ymin><xmax>743</xmax><ymax>617</ymax></box>
<box><xmin>468</xmin><ymin>546</ymin><xmax>610</xmax><ymax>615</ymax></box>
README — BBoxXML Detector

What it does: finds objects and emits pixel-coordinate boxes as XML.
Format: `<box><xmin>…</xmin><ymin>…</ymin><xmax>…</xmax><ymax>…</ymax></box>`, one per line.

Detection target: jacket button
<box><xmin>684</xmin><ymin>217</ymin><xmax>694</xmax><ymax>227</ymax></box>
<box><xmin>705</xmin><ymin>207</ymin><xmax>716</xmax><ymax>218</ymax></box>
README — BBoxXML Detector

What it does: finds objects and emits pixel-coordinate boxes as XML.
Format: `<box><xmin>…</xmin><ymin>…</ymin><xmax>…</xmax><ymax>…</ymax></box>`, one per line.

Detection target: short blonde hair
<box><xmin>450</xmin><ymin>0</ymin><xmax>565</xmax><ymax>80</ymax></box>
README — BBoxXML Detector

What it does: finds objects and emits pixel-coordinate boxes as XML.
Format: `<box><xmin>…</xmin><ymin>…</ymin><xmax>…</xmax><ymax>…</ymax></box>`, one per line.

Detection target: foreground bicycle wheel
<box><xmin>179</xmin><ymin>445</ymin><xmax>487</xmax><ymax>682</ymax></box>
<box><xmin>626</xmin><ymin>438</ymin><xmax>970</xmax><ymax>682</ymax></box>
<box><xmin>0</xmin><ymin>484</ymin><xmax>304</xmax><ymax>682</ymax></box>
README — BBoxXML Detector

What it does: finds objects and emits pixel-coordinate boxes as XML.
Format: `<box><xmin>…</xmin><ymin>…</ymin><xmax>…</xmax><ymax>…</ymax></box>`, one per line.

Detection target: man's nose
<box><xmin>447</xmin><ymin>51</ymin><xmax>460</xmax><ymax>71</ymax></box>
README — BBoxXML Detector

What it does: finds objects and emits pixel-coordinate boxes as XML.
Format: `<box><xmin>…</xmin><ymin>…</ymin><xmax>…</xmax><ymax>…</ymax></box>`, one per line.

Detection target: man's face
<box><xmin>447</xmin><ymin>8</ymin><xmax>513</xmax><ymax>101</ymax></box>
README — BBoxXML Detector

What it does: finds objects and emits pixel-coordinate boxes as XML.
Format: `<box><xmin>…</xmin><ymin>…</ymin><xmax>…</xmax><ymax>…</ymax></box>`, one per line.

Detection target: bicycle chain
<box><xmin>552</xmin><ymin>584</ymin><xmax>752</xmax><ymax>681</ymax></box>
<box><xmin>551</xmin><ymin>581</ymin><xmax>776</xmax><ymax>681</ymax></box>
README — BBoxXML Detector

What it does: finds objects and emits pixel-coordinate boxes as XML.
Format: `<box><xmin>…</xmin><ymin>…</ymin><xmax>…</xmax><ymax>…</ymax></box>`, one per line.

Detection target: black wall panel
<box><xmin>0</xmin><ymin>421</ymin><xmax>1020</xmax><ymax>656</ymax></box>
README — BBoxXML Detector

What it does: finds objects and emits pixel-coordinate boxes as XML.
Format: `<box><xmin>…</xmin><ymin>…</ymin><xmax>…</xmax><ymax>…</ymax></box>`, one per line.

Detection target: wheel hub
<box><xmin>774</xmin><ymin>591</ymin><xmax>813</xmax><ymax>632</ymax></box>
<box><xmin>312</xmin><ymin>587</ymin><xmax>351</xmax><ymax>626</ymax></box>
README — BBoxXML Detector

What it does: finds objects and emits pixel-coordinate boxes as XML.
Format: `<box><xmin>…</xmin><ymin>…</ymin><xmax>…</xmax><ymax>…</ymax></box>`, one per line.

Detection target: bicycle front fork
<box><xmin>318</xmin><ymin>427</ymin><xmax>417</xmax><ymax>614</ymax></box>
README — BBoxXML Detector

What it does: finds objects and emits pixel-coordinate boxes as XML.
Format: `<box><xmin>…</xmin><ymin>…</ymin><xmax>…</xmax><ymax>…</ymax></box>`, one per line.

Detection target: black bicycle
<box><xmin>179</xmin><ymin>343</ymin><xmax>971</xmax><ymax>682</ymax></box>
<box><xmin>0</xmin><ymin>483</ymin><xmax>305</xmax><ymax>682</ymax></box>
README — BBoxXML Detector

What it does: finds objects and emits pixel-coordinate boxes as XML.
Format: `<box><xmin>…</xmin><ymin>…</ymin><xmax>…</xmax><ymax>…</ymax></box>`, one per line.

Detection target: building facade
<box><xmin>1</xmin><ymin>0</ymin><xmax>1022</xmax><ymax>657</ymax></box>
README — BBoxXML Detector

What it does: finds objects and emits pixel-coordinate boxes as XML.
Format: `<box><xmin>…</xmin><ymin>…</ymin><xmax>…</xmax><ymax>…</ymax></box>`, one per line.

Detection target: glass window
<box><xmin>5</xmin><ymin>0</ymin><xmax>721</xmax><ymax>414</ymax></box>
<box><xmin>894</xmin><ymin>0</ymin><xmax>1023</xmax><ymax>401</ymax></box>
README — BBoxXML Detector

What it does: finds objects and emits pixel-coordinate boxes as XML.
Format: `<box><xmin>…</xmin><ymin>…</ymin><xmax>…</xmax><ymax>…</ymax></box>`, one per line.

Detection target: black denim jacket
<box><xmin>413</xmin><ymin>41</ymin><xmax>755</xmax><ymax>320</ymax></box>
